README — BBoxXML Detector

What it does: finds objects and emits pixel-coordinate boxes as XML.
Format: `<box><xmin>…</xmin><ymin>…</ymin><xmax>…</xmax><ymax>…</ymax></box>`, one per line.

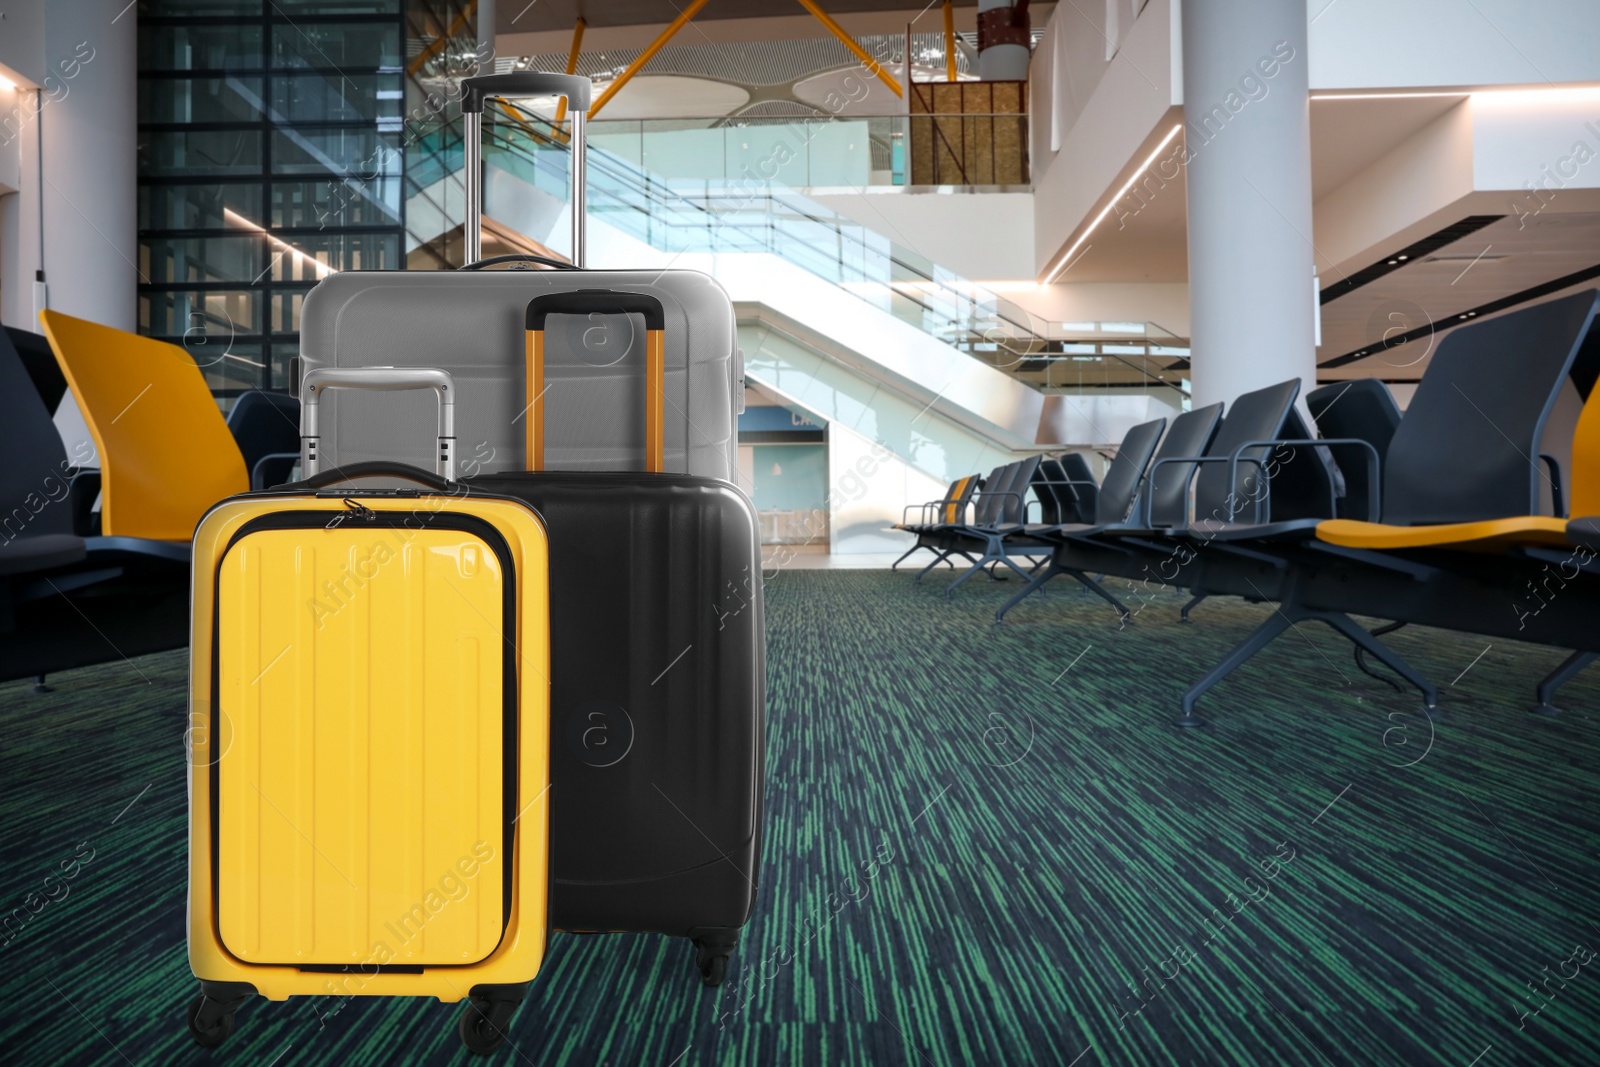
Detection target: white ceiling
<box><xmin>582</xmin><ymin>74</ymin><xmax>750</xmax><ymax>119</ymax></box>
<box><xmin>1309</xmin><ymin>94</ymin><xmax>1467</xmax><ymax>198</ymax></box>
<box><xmin>1316</xmin><ymin>208</ymin><xmax>1600</xmax><ymax>377</ymax></box>
<box><xmin>1054</xmin><ymin>95</ymin><xmax>1600</xmax><ymax>381</ymax></box>
<box><xmin>1065</xmin><ymin>95</ymin><xmax>1478</xmax><ymax>285</ymax></box>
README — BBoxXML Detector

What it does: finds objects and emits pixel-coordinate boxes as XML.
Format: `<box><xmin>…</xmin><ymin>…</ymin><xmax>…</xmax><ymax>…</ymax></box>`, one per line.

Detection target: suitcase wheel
<box><xmin>692</xmin><ymin>933</ymin><xmax>737</xmax><ymax>988</ymax></box>
<box><xmin>459</xmin><ymin>997</ymin><xmax>519</xmax><ymax>1056</ymax></box>
<box><xmin>186</xmin><ymin>994</ymin><xmax>236</xmax><ymax>1049</ymax></box>
<box><xmin>699</xmin><ymin>953</ymin><xmax>729</xmax><ymax>987</ymax></box>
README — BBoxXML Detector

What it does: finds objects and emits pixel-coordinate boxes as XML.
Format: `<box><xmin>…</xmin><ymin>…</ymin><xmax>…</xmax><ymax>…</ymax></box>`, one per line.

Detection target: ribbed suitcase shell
<box><xmin>466</xmin><ymin>471</ymin><xmax>765</xmax><ymax>939</ymax></box>
<box><xmin>188</xmin><ymin>491</ymin><xmax>553</xmax><ymax>1001</ymax></box>
<box><xmin>297</xmin><ymin>270</ymin><xmax>741</xmax><ymax>480</ymax></box>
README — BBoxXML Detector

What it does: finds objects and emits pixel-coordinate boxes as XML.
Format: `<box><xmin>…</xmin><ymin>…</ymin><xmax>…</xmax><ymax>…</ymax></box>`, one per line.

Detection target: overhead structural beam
<box><xmin>944</xmin><ymin>0</ymin><xmax>957</xmax><ymax>82</ymax></box>
<box><xmin>408</xmin><ymin>0</ymin><xmax>477</xmax><ymax>77</ymax></box>
<box><xmin>589</xmin><ymin>0</ymin><xmax>713</xmax><ymax>118</ymax></box>
<box><xmin>796</xmin><ymin>0</ymin><xmax>904</xmax><ymax>98</ymax></box>
<box><xmin>553</xmin><ymin>17</ymin><xmax>586</xmax><ymax>127</ymax></box>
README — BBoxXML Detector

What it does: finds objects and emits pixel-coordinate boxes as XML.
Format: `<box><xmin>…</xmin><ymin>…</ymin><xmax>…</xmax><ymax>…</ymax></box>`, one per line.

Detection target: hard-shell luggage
<box><xmin>468</xmin><ymin>469</ymin><xmax>766</xmax><ymax>986</ymax></box>
<box><xmin>295</xmin><ymin>72</ymin><xmax>743</xmax><ymax>482</ymax></box>
<box><xmin>470</xmin><ymin>286</ymin><xmax>766</xmax><ymax>986</ymax></box>
<box><xmin>186</xmin><ymin>368</ymin><xmax>553</xmax><ymax>1056</ymax></box>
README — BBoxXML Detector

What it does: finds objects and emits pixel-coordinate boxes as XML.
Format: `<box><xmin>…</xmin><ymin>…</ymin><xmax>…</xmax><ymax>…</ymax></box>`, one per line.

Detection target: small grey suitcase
<box><xmin>296</xmin><ymin>72</ymin><xmax>742</xmax><ymax>481</ymax></box>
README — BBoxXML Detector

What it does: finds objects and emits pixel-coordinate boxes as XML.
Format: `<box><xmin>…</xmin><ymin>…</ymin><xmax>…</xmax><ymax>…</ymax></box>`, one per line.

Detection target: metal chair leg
<box><xmin>995</xmin><ymin>563</ymin><xmax>1059</xmax><ymax>622</ymax></box>
<box><xmin>1352</xmin><ymin>621</ymin><xmax>1407</xmax><ymax>689</ymax></box>
<box><xmin>1178</xmin><ymin>612</ymin><xmax>1294</xmax><ymax>727</ymax></box>
<box><xmin>995</xmin><ymin>552</ymin><xmax>1032</xmax><ymax>583</ymax></box>
<box><xmin>914</xmin><ymin>550</ymin><xmax>952</xmax><ymax>584</ymax></box>
<box><xmin>1070</xmin><ymin>571</ymin><xmax>1132</xmax><ymax>626</ymax></box>
<box><xmin>1321</xmin><ymin>612</ymin><xmax>1440</xmax><ymax>716</ymax></box>
<box><xmin>890</xmin><ymin>543</ymin><xmax>925</xmax><ymax>571</ymax></box>
<box><xmin>946</xmin><ymin>555</ymin><xmax>991</xmax><ymax>596</ymax></box>
<box><xmin>1179</xmin><ymin>593</ymin><xmax>1207</xmax><ymax>623</ymax></box>
<box><xmin>1533</xmin><ymin>650</ymin><xmax>1596</xmax><ymax>716</ymax></box>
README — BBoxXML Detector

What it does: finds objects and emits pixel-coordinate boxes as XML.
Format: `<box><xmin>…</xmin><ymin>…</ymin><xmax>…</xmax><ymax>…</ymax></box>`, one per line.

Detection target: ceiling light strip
<box><xmin>223</xmin><ymin>209</ymin><xmax>338</xmax><ymax>278</ymax></box>
<box><xmin>1311</xmin><ymin>91</ymin><xmax>1469</xmax><ymax>101</ymax></box>
<box><xmin>1041</xmin><ymin>123</ymin><xmax>1183</xmax><ymax>284</ymax></box>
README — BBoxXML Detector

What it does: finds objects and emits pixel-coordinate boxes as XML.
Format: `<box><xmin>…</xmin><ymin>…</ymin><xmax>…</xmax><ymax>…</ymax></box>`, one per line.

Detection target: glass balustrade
<box><xmin>466</xmin><ymin>102</ymin><xmax>1188</xmax><ymax>409</ymax></box>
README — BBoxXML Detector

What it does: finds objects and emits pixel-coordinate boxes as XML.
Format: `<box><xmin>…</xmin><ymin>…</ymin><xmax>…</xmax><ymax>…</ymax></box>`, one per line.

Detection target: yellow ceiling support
<box><xmin>407</xmin><ymin>0</ymin><xmax>478</xmax><ymax>77</ymax></box>
<box><xmin>796</xmin><ymin>0</ymin><xmax>903</xmax><ymax>98</ymax></box>
<box><xmin>589</xmin><ymin>0</ymin><xmax>714</xmax><ymax>118</ymax></box>
<box><xmin>944</xmin><ymin>0</ymin><xmax>958</xmax><ymax>82</ymax></box>
<box><xmin>553</xmin><ymin>18</ymin><xmax>587</xmax><ymax>128</ymax></box>
<box><xmin>39</xmin><ymin>310</ymin><xmax>248</xmax><ymax>542</ymax></box>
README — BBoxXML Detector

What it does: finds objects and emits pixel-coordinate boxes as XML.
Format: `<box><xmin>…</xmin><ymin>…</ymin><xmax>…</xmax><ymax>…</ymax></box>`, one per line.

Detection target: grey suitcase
<box><xmin>296</xmin><ymin>72</ymin><xmax>742</xmax><ymax>481</ymax></box>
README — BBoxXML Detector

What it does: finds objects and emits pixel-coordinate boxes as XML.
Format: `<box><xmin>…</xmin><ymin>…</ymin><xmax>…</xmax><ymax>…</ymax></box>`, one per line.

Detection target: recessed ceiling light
<box><xmin>1398</xmin><ymin>255</ymin><xmax>1408</xmax><ymax>260</ymax></box>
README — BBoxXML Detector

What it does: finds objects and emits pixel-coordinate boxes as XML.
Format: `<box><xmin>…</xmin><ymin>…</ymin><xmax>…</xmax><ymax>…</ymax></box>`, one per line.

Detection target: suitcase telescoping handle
<box><xmin>300</xmin><ymin>367</ymin><xmax>457</xmax><ymax>481</ymax></box>
<box><xmin>524</xmin><ymin>290</ymin><xmax>667</xmax><ymax>473</ymax></box>
<box><xmin>460</xmin><ymin>72</ymin><xmax>591</xmax><ymax>270</ymax></box>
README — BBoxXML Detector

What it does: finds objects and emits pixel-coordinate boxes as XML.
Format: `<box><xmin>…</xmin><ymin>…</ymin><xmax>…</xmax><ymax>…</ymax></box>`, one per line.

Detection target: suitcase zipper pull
<box><xmin>325</xmin><ymin>498</ymin><xmax>378</xmax><ymax>528</ymax></box>
<box><xmin>342</xmin><ymin>498</ymin><xmax>378</xmax><ymax>522</ymax></box>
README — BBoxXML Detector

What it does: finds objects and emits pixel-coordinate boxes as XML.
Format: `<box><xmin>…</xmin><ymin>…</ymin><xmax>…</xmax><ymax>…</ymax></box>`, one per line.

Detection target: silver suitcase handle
<box><xmin>300</xmin><ymin>367</ymin><xmax>456</xmax><ymax>481</ymax></box>
<box><xmin>460</xmin><ymin>71</ymin><xmax>588</xmax><ymax>269</ymax></box>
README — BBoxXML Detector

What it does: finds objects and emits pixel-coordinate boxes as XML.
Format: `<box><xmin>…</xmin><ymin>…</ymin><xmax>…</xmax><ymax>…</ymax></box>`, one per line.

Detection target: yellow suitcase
<box><xmin>186</xmin><ymin>369</ymin><xmax>551</xmax><ymax>1056</ymax></box>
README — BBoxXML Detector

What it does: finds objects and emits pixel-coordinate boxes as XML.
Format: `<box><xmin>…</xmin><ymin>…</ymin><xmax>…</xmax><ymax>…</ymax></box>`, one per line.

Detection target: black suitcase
<box><xmin>466</xmin><ymin>470</ymin><xmax>765</xmax><ymax>986</ymax></box>
<box><xmin>466</xmin><ymin>287</ymin><xmax>765</xmax><ymax>986</ymax></box>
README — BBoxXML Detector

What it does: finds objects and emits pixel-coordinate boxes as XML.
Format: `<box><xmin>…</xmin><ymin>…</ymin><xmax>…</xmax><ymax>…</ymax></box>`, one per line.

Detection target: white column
<box><xmin>1181</xmin><ymin>0</ymin><xmax>1316</xmax><ymax>410</ymax></box>
<box><xmin>38</xmin><ymin>0</ymin><xmax>137</xmax><ymax>331</ymax></box>
<box><xmin>0</xmin><ymin>84</ymin><xmax>45</xmax><ymax>331</ymax></box>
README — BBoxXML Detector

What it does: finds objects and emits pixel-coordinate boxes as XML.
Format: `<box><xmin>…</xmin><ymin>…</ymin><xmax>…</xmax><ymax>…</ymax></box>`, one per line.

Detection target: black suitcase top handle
<box><xmin>284</xmin><ymin>460</ymin><xmax>457</xmax><ymax>493</ymax></box>
<box><xmin>525</xmin><ymin>289</ymin><xmax>666</xmax><ymax>331</ymax></box>
<box><xmin>461</xmin><ymin>253</ymin><xmax>581</xmax><ymax>272</ymax></box>
<box><xmin>462</xmin><ymin>72</ymin><xmax>591</xmax><ymax>115</ymax></box>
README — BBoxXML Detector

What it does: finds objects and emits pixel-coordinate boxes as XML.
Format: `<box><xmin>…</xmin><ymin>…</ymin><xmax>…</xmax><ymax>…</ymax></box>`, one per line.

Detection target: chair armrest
<box><xmin>1225</xmin><ymin>438</ymin><xmax>1381</xmax><ymax>525</ymax></box>
<box><xmin>67</xmin><ymin>469</ymin><xmax>102</xmax><ymax>537</ymax></box>
<box><xmin>1539</xmin><ymin>452</ymin><xmax>1565</xmax><ymax>517</ymax></box>
<box><xmin>903</xmin><ymin>497</ymin><xmax>953</xmax><ymax>524</ymax></box>
<box><xmin>1142</xmin><ymin>455</ymin><xmax>1273</xmax><ymax>532</ymax></box>
<box><xmin>1030</xmin><ymin>476</ymin><xmax>1097</xmax><ymax>505</ymax></box>
<box><xmin>973</xmin><ymin>490</ymin><xmax>1030</xmax><ymax>526</ymax></box>
<box><xmin>252</xmin><ymin>452</ymin><xmax>301</xmax><ymax>491</ymax></box>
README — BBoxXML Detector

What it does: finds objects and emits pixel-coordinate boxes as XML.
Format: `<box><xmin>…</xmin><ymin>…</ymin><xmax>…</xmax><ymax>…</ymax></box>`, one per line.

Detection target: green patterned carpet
<box><xmin>1</xmin><ymin>569</ymin><xmax>1597</xmax><ymax>1066</ymax></box>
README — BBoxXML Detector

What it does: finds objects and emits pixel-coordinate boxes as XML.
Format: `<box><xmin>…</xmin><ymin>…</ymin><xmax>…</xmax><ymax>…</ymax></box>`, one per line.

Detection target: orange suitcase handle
<box><xmin>523</xmin><ymin>290</ymin><xmax>667</xmax><ymax>473</ymax></box>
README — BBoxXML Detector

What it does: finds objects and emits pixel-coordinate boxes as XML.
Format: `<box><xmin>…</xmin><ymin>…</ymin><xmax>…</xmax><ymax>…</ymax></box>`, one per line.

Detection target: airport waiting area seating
<box><xmin>993</xmin><ymin>416</ymin><xmax>1170</xmax><ymax>625</ymax></box>
<box><xmin>226</xmin><ymin>388</ymin><xmax>301</xmax><ymax>491</ymax></box>
<box><xmin>1</xmin><ymin>312</ymin><xmax>302</xmax><ymax>684</ymax></box>
<box><xmin>39</xmin><ymin>311</ymin><xmax>249</xmax><ymax>542</ymax></box>
<box><xmin>0</xmin><ymin>322</ymin><xmax>191</xmax><ymax>683</ymax></box>
<box><xmin>890</xmin><ymin>473</ymin><xmax>984</xmax><ymax>571</ymax></box>
<box><xmin>895</xmin><ymin>456</ymin><xmax>1075</xmax><ymax>597</ymax></box>
<box><xmin>906</xmin><ymin>288</ymin><xmax>1600</xmax><ymax>728</ymax></box>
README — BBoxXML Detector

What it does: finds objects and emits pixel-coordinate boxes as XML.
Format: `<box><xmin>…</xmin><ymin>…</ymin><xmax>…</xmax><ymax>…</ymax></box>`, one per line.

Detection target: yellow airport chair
<box><xmin>39</xmin><ymin>310</ymin><xmax>248</xmax><ymax>542</ymax></box>
<box><xmin>1317</xmin><ymin>384</ymin><xmax>1599</xmax><ymax>551</ymax></box>
<box><xmin>1317</xmin><ymin>290</ymin><xmax>1600</xmax><ymax>553</ymax></box>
